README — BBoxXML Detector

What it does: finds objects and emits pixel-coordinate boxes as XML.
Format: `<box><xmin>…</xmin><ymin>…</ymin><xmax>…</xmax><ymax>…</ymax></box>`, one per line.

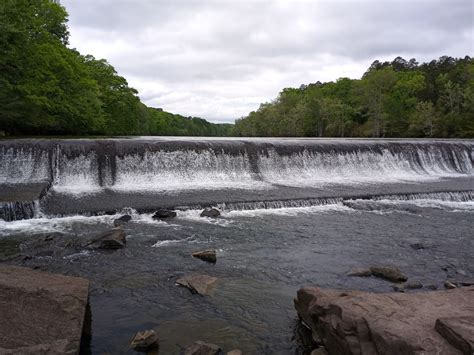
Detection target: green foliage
<box><xmin>0</xmin><ymin>0</ymin><xmax>229</xmax><ymax>136</ymax></box>
<box><xmin>233</xmin><ymin>56</ymin><xmax>474</xmax><ymax>138</ymax></box>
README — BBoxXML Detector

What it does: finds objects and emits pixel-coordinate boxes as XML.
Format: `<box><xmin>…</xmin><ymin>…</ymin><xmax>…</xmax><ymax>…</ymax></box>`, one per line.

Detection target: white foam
<box><xmin>113</xmin><ymin>150</ymin><xmax>269</xmax><ymax>192</ymax></box>
<box><xmin>0</xmin><ymin>147</ymin><xmax>49</xmax><ymax>183</ymax></box>
<box><xmin>222</xmin><ymin>203</ymin><xmax>352</xmax><ymax>218</ymax></box>
<box><xmin>176</xmin><ymin>209</ymin><xmax>234</xmax><ymax>227</ymax></box>
<box><xmin>258</xmin><ymin>148</ymin><xmax>472</xmax><ymax>188</ymax></box>
<box><xmin>371</xmin><ymin>198</ymin><xmax>474</xmax><ymax>212</ymax></box>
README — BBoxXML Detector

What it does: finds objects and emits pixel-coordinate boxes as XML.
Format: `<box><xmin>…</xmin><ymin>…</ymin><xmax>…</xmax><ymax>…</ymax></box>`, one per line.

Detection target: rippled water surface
<box><xmin>1</xmin><ymin>198</ymin><xmax>473</xmax><ymax>354</ymax></box>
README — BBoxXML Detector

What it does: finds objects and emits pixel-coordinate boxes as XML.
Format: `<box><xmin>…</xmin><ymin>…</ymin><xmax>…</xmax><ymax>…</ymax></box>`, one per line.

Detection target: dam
<box><xmin>1</xmin><ymin>137</ymin><xmax>473</xmax><ymax>219</ymax></box>
<box><xmin>0</xmin><ymin>138</ymin><xmax>473</xmax><ymax>353</ymax></box>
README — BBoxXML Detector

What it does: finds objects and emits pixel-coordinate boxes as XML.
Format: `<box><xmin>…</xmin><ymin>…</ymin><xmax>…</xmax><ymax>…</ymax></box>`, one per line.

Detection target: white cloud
<box><xmin>62</xmin><ymin>0</ymin><xmax>473</xmax><ymax>123</ymax></box>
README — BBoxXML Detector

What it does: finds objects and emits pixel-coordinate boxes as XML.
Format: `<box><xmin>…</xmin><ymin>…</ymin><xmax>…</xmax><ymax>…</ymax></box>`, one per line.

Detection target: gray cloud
<box><xmin>62</xmin><ymin>0</ymin><xmax>473</xmax><ymax>123</ymax></box>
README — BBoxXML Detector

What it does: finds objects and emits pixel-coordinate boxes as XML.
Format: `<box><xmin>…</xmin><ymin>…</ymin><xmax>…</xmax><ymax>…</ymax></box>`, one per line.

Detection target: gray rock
<box><xmin>113</xmin><ymin>214</ymin><xmax>132</xmax><ymax>227</ymax></box>
<box><xmin>152</xmin><ymin>209</ymin><xmax>177</xmax><ymax>219</ymax></box>
<box><xmin>176</xmin><ymin>274</ymin><xmax>218</xmax><ymax>295</ymax></box>
<box><xmin>192</xmin><ymin>250</ymin><xmax>217</xmax><ymax>263</ymax></box>
<box><xmin>0</xmin><ymin>265</ymin><xmax>89</xmax><ymax>354</ymax></box>
<box><xmin>393</xmin><ymin>281</ymin><xmax>423</xmax><ymax>292</ymax></box>
<box><xmin>130</xmin><ymin>329</ymin><xmax>159</xmax><ymax>351</ymax></box>
<box><xmin>346</xmin><ymin>268</ymin><xmax>372</xmax><ymax>277</ymax></box>
<box><xmin>445</xmin><ymin>281</ymin><xmax>457</xmax><ymax>289</ymax></box>
<box><xmin>184</xmin><ymin>341</ymin><xmax>221</xmax><ymax>355</ymax></box>
<box><xmin>426</xmin><ymin>284</ymin><xmax>438</xmax><ymax>290</ymax></box>
<box><xmin>200</xmin><ymin>208</ymin><xmax>221</xmax><ymax>218</ymax></box>
<box><xmin>435</xmin><ymin>316</ymin><xmax>474</xmax><ymax>355</ymax></box>
<box><xmin>87</xmin><ymin>227</ymin><xmax>126</xmax><ymax>249</ymax></box>
<box><xmin>294</xmin><ymin>286</ymin><xmax>474</xmax><ymax>355</ymax></box>
<box><xmin>370</xmin><ymin>266</ymin><xmax>407</xmax><ymax>283</ymax></box>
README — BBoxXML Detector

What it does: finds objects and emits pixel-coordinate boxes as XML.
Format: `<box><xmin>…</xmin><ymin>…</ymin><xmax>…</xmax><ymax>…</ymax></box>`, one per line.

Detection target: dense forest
<box><xmin>0</xmin><ymin>0</ymin><xmax>231</xmax><ymax>136</ymax></box>
<box><xmin>234</xmin><ymin>56</ymin><xmax>474</xmax><ymax>138</ymax></box>
<box><xmin>1</xmin><ymin>1</ymin><xmax>472</xmax><ymax>138</ymax></box>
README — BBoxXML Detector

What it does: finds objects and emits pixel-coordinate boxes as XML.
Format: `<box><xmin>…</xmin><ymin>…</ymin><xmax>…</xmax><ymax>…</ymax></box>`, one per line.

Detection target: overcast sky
<box><xmin>62</xmin><ymin>0</ymin><xmax>473</xmax><ymax>123</ymax></box>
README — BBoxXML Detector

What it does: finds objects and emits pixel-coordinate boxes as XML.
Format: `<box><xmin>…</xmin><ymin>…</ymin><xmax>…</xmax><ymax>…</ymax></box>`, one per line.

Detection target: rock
<box><xmin>426</xmin><ymin>284</ymin><xmax>438</xmax><ymax>290</ymax></box>
<box><xmin>393</xmin><ymin>281</ymin><xmax>423</xmax><ymax>292</ymax></box>
<box><xmin>311</xmin><ymin>348</ymin><xmax>328</xmax><ymax>355</ymax></box>
<box><xmin>152</xmin><ymin>209</ymin><xmax>177</xmax><ymax>219</ymax></box>
<box><xmin>346</xmin><ymin>268</ymin><xmax>372</xmax><ymax>277</ymax></box>
<box><xmin>184</xmin><ymin>340</ymin><xmax>221</xmax><ymax>355</ymax></box>
<box><xmin>192</xmin><ymin>250</ymin><xmax>217</xmax><ymax>263</ymax></box>
<box><xmin>227</xmin><ymin>350</ymin><xmax>242</xmax><ymax>355</ymax></box>
<box><xmin>435</xmin><ymin>316</ymin><xmax>474</xmax><ymax>355</ymax></box>
<box><xmin>445</xmin><ymin>280</ymin><xmax>457</xmax><ymax>289</ymax></box>
<box><xmin>460</xmin><ymin>281</ymin><xmax>474</xmax><ymax>287</ymax></box>
<box><xmin>87</xmin><ymin>227</ymin><xmax>126</xmax><ymax>249</ymax></box>
<box><xmin>113</xmin><ymin>214</ymin><xmax>132</xmax><ymax>227</ymax></box>
<box><xmin>295</xmin><ymin>286</ymin><xmax>474</xmax><ymax>355</ymax></box>
<box><xmin>369</xmin><ymin>266</ymin><xmax>407</xmax><ymax>283</ymax></box>
<box><xmin>130</xmin><ymin>329</ymin><xmax>159</xmax><ymax>351</ymax></box>
<box><xmin>0</xmin><ymin>265</ymin><xmax>89</xmax><ymax>354</ymax></box>
<box><xmin>409</xmin><ymin>242</ymin><xmax>425</xmax><ymax>250</ymax></box>
<box><xmin>457</xmin><ymin>269</ymin><xmax>467</xmax><ymax>276</ymax></box>
<box><xmin>200</xmin><ymin>208</ymin><xmax>220</xmax><ymax>218</ymax></box>
<box><xmin>176</xmin><ymin>274</ymin><xmax>218</xmax><ymax>295</ymax></box>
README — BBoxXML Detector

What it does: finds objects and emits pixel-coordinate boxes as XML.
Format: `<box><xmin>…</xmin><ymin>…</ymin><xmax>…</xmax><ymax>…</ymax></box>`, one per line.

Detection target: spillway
<box><xmin>0</xmin><ymin>138</ymin><xmax>473</xmax><ymax>220</ymax></box>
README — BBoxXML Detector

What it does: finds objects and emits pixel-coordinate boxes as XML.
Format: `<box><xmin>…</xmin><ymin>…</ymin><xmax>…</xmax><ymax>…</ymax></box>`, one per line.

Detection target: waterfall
<box><xmin>1</xmin><ymin>138</ymin><xmax>473</xmax><ymax>220</ymax></box>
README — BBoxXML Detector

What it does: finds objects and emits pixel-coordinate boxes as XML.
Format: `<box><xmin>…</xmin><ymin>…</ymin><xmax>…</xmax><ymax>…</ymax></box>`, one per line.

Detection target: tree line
<box><xmin>233</xmin><ymin>56</ymin><xmax>474</xmax><ymax>138</ymax></box>
<box><xmin>0</xmin><ymin>0</ymin><xmax>231</xmax><ymax>136</ymax></box>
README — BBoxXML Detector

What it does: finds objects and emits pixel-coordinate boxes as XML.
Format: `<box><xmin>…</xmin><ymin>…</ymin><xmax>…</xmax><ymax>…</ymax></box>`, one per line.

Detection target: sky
<box><xmin>62</xmin><ymin>0</ymin><xmax>473</xmax><ymax>123</ymax></box>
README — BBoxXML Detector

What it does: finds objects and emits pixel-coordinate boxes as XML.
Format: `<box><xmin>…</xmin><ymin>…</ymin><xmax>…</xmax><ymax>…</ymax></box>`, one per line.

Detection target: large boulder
<box><xmin>0</xmin><ymin>265</ymin><xmax>89</xmax><ymax>354</ymax></box>
<box><xmin>184</xmin><ymin>341</ymin><xmax>220</xmax><ymax>355</ymax></box>
<box><xmin>435</xmin><ymin>316</ymin><xmax>474</xmax><ymax>354</ymax></box>
<box><xmin>176</xmin><ymin>274</ymin><xmax>218</xmax><ymax>295</ymax></box>
<box><xmin>86</xmin><ymin>227</ymin><xmax>126</xmax><ymax>249</ymax></box>
<box><xmin>294</xmin><ymin>286</ymin><xmax>474</xmax><ymax>355</ymax></box>
<box><xmin>152</xmin><ymin>209</ymin><xmax>177</xmax><ymax>219</ymax></box>
<box><xmin>192</xmin><ymin>250</ymin><xmax>217</xmax><ymax>263</ymax></box>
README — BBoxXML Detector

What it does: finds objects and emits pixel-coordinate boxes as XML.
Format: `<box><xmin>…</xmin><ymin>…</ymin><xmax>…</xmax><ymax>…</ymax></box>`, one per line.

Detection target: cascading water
<box><xmin>0</xmin><ymin>138</ymin><xmax>473</xmax><ymax>219</ymax></box>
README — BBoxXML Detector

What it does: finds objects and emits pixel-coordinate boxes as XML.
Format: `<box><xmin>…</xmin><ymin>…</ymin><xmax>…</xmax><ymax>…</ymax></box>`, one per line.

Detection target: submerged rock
<box><xmin>87</xmin><ymin>227</ymin><xmax>126</xmax><ymax>249</ymax></box>
<box><xmin>184</xmin><ymin>341</ymin><xmax>221</xmax><ymax>355</ymax></box>
<box><xmin>370</xmin><ymin>266</ymin><xmax>407</xmax><ymax>283</ymax></box>
<box><xmin>200</xmin><ymin>208</ymin><xmax>220</xmax><ymax>218</ymax></box>
<box><xmin>311</xmin><ymin>348</ymin><xmax>328</xmax><ymax>355</ymax></box>
<box><xmin>176</xmin><ymin>274</ymin><xmax>218</xmax><ymax>295</ymax></box>
<box><xmin>192</xmin><ymin>250</ymin><xmax>217</xmax><ymax>263</ymax></box>
<box><xmin>393</xmin><ymin>281</ymin><xmax>423</xmax><ymax>292</ymax></box>
<box><xmin>347</xmin><ymin>268</ymin><xmax>372</xmax><ymax>277</ymax></box>
<box><xmin>294</xmin><ymin>286</ymin><xmax>474</xmax><ymax>355</ymax></box>
<box><xmin>113</xmin><ymin>214</ymin><xmax>132</xmax><ymax>227</ymax></box>
<box><xmin>130</xmin><ymin>329</ymin><xmax>159</xmax><ymax>351</ymax></box>
<box><xmin>409</xmin><ymin>242</ymin><xmax>425</xmax><ymax>250</ymax></box>
<box><xmin>152</xmin><ymin>209</ymin><xmax>177</xmax><ymax>219</ymax></box>
<box><xmin>0</xmin><ymin>265</ymin><xmax>89</xmax><ymax>354</ymax></box>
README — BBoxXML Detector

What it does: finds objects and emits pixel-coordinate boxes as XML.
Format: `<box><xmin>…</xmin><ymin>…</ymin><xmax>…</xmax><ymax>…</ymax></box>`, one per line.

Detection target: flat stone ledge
<box><xmin>294</xmin><ymin>286</ymin><xmax>474</xmax><ymax>355</ymax></box>
<box><xmin>0</xmin><ymin>264</ymin><xmax>90</xmax><ymax>354</ymax></box>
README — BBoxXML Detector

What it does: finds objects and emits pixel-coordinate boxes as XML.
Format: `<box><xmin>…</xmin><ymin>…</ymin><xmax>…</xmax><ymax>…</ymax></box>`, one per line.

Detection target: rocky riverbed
<box><xmin>1</xmin><ymin>197</ymin><xmax>473</xmax><ymax>354</ymax></box>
